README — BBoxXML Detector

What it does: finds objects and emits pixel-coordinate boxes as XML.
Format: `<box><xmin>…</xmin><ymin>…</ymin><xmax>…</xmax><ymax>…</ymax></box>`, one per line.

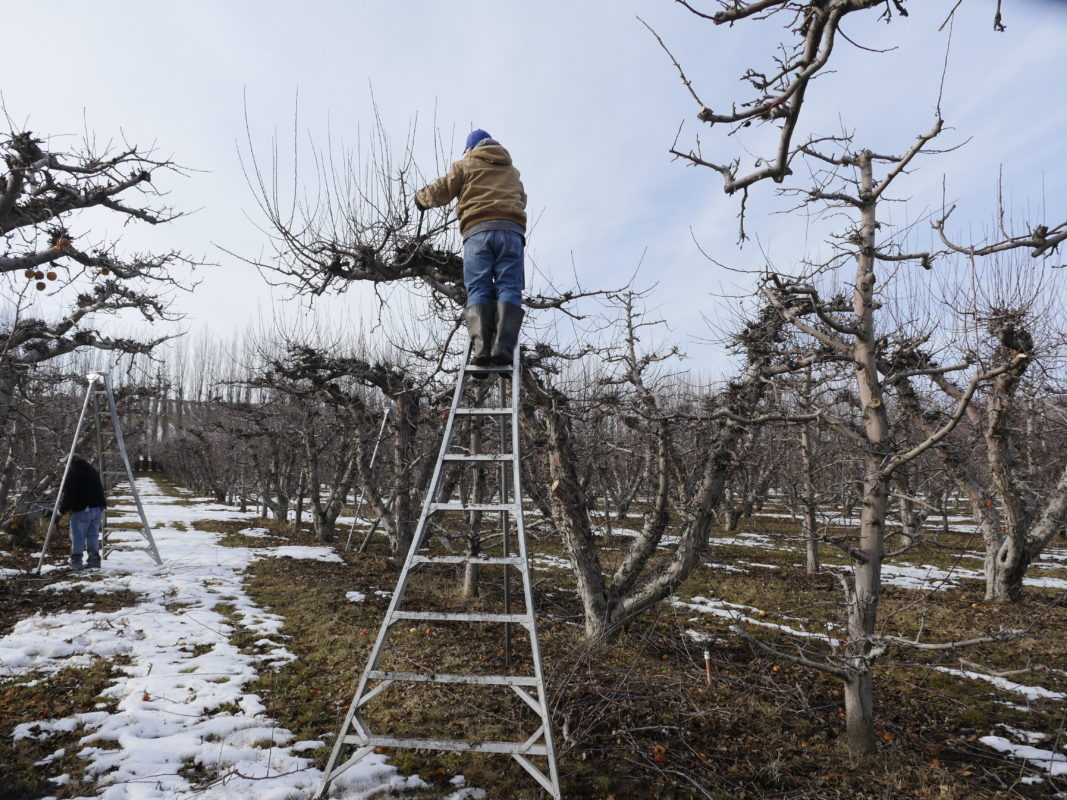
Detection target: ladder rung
<box><xmin>430</xmin><ymin>503</ymin><xmax>517</xmax><ymax>513</ymax></box>
<box><xmin>342</xmin><ymin>734</ymin><xmax>546</xmax><ymax>756</ymax></box>
<box><xmin>368</xmin><ymin>670</ymin><xmax>538</xmax><ymax>687</ymax></box>
<box><xmin>464</xmin><ymin>364</ymin><xmax>512</xmax><ymax>373</ymax></box>
<box><xmin>442</xmin><ymin>454</ymin><xmax>514</xmax><ymax>462</ymax></box>
<box><xmin>455</xmin><ymin>408</ymin><xmax>514</xmax><ymax>415</ymax></box>
<box><xmin>411</xmin><ymin>555</ymin><xmax>524</xmax><ymax>567</ymax></box>
<box><xmin>392</xmin><ymin>611</ymin><xmax>531</xmax><ymax>624</ymax></box>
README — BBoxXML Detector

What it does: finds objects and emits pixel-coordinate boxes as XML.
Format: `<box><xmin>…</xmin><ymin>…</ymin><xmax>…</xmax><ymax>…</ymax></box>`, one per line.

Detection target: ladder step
<box><xmin>392</xmin><ymin>611</ymin><xmax>531</xmax><ymax>624</ymax></box>
<box><xmin>411</xmin><ymin>555</ymin><xmax>525</xmax><ymax>567</ymax></box>
<box><xmin>368</xmin><ymin>670</ymin><xmax>538</xmax><ymax>687</ymax></box>
<box><xmin>430</xmin><ymin>503</ymin><xmax>518</xmax><ymax>513</ymax></box>
<box><xmin>442</xmin><ymin>454</ymin><xmax>514</xmax><ymax>462</ymax></box>
<box><xmin>342</xmin><ymin>734</ymin><xmax>546</xmax><ymax>756</ymax></box>
<box><xmin>464</xmin><ymin>364</ymin><xmax>512</xmax><ymax>373</ymax></box>
<box><xmin>454</xmin><ymin>407</ymin><xmax>514</xmax><ymax>415</ymax></box>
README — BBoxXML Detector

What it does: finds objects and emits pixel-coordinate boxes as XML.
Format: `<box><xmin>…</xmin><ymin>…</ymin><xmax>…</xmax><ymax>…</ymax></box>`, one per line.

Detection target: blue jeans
<box><xmin>463</xmin><ymin>230</ymin><xmax>524</xmax><ymax>308</ymax></box>
<box><xmin>70</xmin><ymin>507</ymin><xmax>103</xmax><ymax>555</ymax></box>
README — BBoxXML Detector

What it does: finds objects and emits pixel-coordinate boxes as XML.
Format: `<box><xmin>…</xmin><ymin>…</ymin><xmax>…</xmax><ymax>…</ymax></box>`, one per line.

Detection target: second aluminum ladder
<box><xmin>37</xmin><ymin>372</ymin><xmax>162</xmax><ymax>572</ymax></box>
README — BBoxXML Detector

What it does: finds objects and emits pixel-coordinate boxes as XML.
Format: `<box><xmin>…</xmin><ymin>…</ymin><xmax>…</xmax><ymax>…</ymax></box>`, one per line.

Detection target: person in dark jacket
<box><xmin>415</xmin><ymin>129</ymin><xmax>527</xmax><ymax>367</ymax></box>
<box><xmin>59</xmin><ymin>455</ymin><xmax>106</xmax><ymax>569</ymax></box>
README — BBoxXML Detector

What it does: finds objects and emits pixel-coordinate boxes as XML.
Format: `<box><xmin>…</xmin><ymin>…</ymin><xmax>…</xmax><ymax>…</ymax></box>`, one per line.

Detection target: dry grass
<box><xmin>3</xmin><ymin>489</ymin><xmax>1067</xmax><ymax>798</ymax></box>
<box><xmin>0</xmin><ymin>659</ymin><xmax>124</xmax><ymax>799</ymax></box>
<box><xmin>231</xmin><ymin>517</ymin><xmax>1067</xmax><ymax>799</ymax></box>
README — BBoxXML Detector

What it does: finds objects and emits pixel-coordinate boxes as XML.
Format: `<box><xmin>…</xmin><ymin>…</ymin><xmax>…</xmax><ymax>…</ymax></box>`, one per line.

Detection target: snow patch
<box><xmin>981</xmin><ymin>735</ymin><xmax>1067</xmax><ymax>776</ymax></box>
<box><xmin>1</xmin><ymin>477</ymin><xmax>418</xmax><ymax>798</ymax></box>
<box><xmin>934</xmin><ymin>667</ymin><xmax>1066</xmax><ymax>702</ymax></box>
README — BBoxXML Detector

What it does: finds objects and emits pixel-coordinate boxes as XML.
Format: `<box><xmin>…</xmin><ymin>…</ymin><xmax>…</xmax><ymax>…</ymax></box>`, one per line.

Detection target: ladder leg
<box><xmin>100</xmin><ymin>374</ymin><xmax>162</xmax><ymax>565</ymax></box>
<box><xmin>510</xmin><ymin>344</ymin><xmax>561</xmax><ymax>797</ymax></box>
<box><xmin>36</xmin><ymin>384</ymin><xmax>96</xmax><ymax>573</ymax></box>
<box><xmin>317</xmin><ymin>347</ymin><xmax>472</xmax><ymax>798</ymax></box>
<box><xmin>499</xmin><ymin>371</ymin><xmax>512</xmax><ymax>666</ymax></box>
<box><xmin>92</xmin><ymin>392</ymin><xmax>110</xmax><ymax>560</ymax></box>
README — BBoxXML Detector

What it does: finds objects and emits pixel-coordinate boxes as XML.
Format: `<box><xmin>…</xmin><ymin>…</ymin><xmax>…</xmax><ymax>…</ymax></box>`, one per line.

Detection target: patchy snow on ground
<box><xmin>706</xmin><ymin>563</ymin><xmax>749</xmax><ymax>574</ymax></box>
<box><xmin>933</xmin><ymin>667</ymin><xmax>1067</xmax><ymax>703</ymax></box>
<box><xmin>530</xmin><ymin>554</ymin><xmax>572</xmax><ymax>571</ymax></box>
<box><xmin>878</xmin><ymin>562</ymin><xmax>981</xmax><ymax>591</ymax></box>
<box><xmin>1019</xmin><ymin>574</ymin><xmax>1067</xmax><ymax>590</ymax></box>
<box><xmin>997</xmin><ymin>724</ymin><xmax>1050</xmax><ymax>744</ymax></box>
<box><xmin>1038</xmin><ymin>548</ymin><xmax>1067</xmax><ymax>564</ymax></box>
<box><xmin>709</xmin><ymin>532</ymin><xmax>793</xmax><ymax>551</ymax></box>
<box><xmin>0</xmin><ymin>477</ymin><xmax>425</xmax><ymax>799</ymax></box>
<box><xmin>980</xmin><ymin>735</ymin><xmax>1067</xmax><ymax>777</ymax></box>
<box><xmin>674</xmin><ymin>595</ymin><xmax>840</xmax><ymax>646</ymax></box>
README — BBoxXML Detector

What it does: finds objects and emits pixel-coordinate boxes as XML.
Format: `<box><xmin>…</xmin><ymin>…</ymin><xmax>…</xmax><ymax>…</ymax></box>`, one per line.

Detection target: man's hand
<box><xmin>414</xmin><ymin>196</ymin><xmax>427</xmax><ymax>212</ymax></box>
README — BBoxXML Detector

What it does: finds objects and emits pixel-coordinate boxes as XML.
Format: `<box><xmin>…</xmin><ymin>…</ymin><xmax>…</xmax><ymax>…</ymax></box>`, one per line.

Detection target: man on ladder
<box><xmin>416</xmin><ymin>128</ymin><xmax>527</xmax><ymax>366</ymax></box>
<box><xmin>316</xmin><ymin>132</ymin><xmax>559</xmax><ymax>799</ymax></box>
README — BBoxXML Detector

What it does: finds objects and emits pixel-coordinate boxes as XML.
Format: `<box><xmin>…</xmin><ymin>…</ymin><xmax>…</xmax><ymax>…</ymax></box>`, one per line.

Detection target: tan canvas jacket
<box><xmin>416</xmin><ymin>144</ymin><xmax>527</xmax><ymax>234</ymax></box>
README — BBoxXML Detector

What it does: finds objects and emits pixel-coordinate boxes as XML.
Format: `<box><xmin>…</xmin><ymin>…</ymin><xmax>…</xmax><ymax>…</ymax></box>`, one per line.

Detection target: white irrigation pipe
<box><xmin>344</xmin><ymin>405</ymin><xmax>391</xmax><ymax>552</ymax></box>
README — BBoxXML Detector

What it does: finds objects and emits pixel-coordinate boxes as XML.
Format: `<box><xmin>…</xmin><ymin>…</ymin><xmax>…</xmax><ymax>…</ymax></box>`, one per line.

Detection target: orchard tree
<box><xmin>239</xmin><ymin>114</ymin><xmax>803</xmax><ymax>639</ymax></box>
<box><xmin>895</xmin><ymin>258</ymin><xmax>1067</xmax><ymax>602</ymax></box>
<box><xmin>1</xmin><ymin>121</ymin><xmax>196</xmax><ymax>532</ymax></box>
<box><xmin>520</xmin><ymin>293</ymin><xmax>816</xmax><ymax>639</ymax></box>
<box><xmin>662</xmin><ymin>0</ymin><xmax>1028</xmax><ymax>756</ymax></box>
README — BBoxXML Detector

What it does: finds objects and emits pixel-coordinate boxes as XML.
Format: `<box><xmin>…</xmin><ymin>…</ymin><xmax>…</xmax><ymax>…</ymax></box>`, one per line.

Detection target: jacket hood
<box><xmin>468</xmin><ymin>144</ymin><xmax>512</xmax><ymax>167</ymax></box>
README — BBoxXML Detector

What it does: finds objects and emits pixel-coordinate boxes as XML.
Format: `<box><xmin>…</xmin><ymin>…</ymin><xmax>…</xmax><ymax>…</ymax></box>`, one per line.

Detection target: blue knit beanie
<box><xmin>465</xmin><ymin>129</ymin><xmax>492</xmax><ymax>151</ymax></box>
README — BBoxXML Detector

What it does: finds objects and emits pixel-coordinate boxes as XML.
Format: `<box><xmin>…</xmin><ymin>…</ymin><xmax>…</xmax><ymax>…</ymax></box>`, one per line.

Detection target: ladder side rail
<box><xmin>318</xmin><ymin>350</ymin><xmax>471</xmax><ymax>795</ymax></box>
<box><xmin>510</xmin><ymin>346</ymin><xmax>562</xmax><ymax>797</ymax></box>
<box><xmin>499</xmin><ymin>372</ymin><xmax>513</xmax><ymax>664</ymax></box>
<box><xmin>101</xmin><ymin>374</ymin><xmax>161</xmax><ymax>564</ymax></box>
<box><xmin>91</xmin><ymin>392</ymin><xmax>111</xmax><ymax>556</ymax></box>
<box><xmin>36</xmin><ymin>380</ymin><xmax>96</xmax><ymax>573</ymax></box>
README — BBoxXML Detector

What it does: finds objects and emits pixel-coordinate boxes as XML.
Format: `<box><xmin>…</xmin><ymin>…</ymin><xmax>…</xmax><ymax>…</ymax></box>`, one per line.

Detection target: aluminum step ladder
<box><xmin>316</xmin><ymin>343</ymin><xmax>560</xmax><ymax>799</ymax></box>
<box><xmin>36</xmin><ymin>372</ymin><xmax>162</xmax><ymax>572</ymax></box>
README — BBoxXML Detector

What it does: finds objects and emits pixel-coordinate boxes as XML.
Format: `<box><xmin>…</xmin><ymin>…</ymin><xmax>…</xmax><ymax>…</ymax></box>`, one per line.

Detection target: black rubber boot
<box><xmin>69</xmin><ymin>552</ymin><xmax>84</xmax><ymax>570</ymax></box>
<box><xmin>87</xmin><ymin>550</ymin><xmax>101</xmax><ymax>569</ymax></box>
<box><xmin>490</xmin><ymin>302</ymin><xmax>524</xmax><ymax>366</ymax></box>
<box><xmin>466</xmin><ymin>304</ymin><xmax>496</xmax><ymax>367</ymax></box>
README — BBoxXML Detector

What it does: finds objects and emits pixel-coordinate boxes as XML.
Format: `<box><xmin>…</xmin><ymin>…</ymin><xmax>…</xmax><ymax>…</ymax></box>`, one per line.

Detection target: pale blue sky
<box><xmin>4</xmin><ymin>1</ymin><xmax>1066</xmax><ymax>375</ymax></box>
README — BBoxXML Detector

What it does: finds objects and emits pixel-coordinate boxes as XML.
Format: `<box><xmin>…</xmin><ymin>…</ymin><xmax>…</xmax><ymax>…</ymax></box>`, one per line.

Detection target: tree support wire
<box><xmin>315</xmin><ymin>343</ymin><xmax>560</xmax><ymax>799</ymax></box>
<box><xmin>36</xmin><ymin>372</ymin><xmax>162</xmax><ymax>573</ymax></box>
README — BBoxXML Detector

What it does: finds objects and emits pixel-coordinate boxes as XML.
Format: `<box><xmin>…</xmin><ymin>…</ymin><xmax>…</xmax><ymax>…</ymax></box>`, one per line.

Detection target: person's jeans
<box><xmin>463</xmin><ymin>230</ymin><xmax>524</xmax><ymax>308</ymax></box>
<box><xmin>70</xmin><ymin>506</ymin><xmax>103</xmax><ymax>555</ymax></box>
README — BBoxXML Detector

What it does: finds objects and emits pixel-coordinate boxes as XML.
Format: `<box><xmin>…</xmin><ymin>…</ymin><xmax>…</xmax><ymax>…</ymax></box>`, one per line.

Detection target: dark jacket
<box><xmin>59</xmin><ymin>457</ymin><xmax>106</xmax><ymax>514</ymax></box>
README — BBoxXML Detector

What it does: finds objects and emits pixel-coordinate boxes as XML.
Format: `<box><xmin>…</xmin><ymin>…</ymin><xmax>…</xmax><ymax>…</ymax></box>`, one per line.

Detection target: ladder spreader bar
<box><xmin>341</xmin><ymin>735</ymin><xmax>548</xmax><ymax>756</ymax></box>
<box><xmin>464</xmin><ymin>364</ymin><xmax>513</xmax><ymax>373</ymax></box>
<box><xmin>430</xmin><ymin>502</ymin><xmax>518</xmax><ymax>512</ymax></box>
<box><xmin>411</xmin><ymin>555</ymin><xmax>525</xmax><ymax>567</ymax></box>
<box><xmin>442</xmin><ymin>454</ymin><xmax>515</xmax><ymax>462</ymax></box>
<box><xmin>391</xmin><ymin>610</ymin><xmax>531</xmax><ymax>624</ymax></box>
<box><xmin>367</xmin><ymin>670</ymin><xmax>538</xmax><ymax>686</ymax></box>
